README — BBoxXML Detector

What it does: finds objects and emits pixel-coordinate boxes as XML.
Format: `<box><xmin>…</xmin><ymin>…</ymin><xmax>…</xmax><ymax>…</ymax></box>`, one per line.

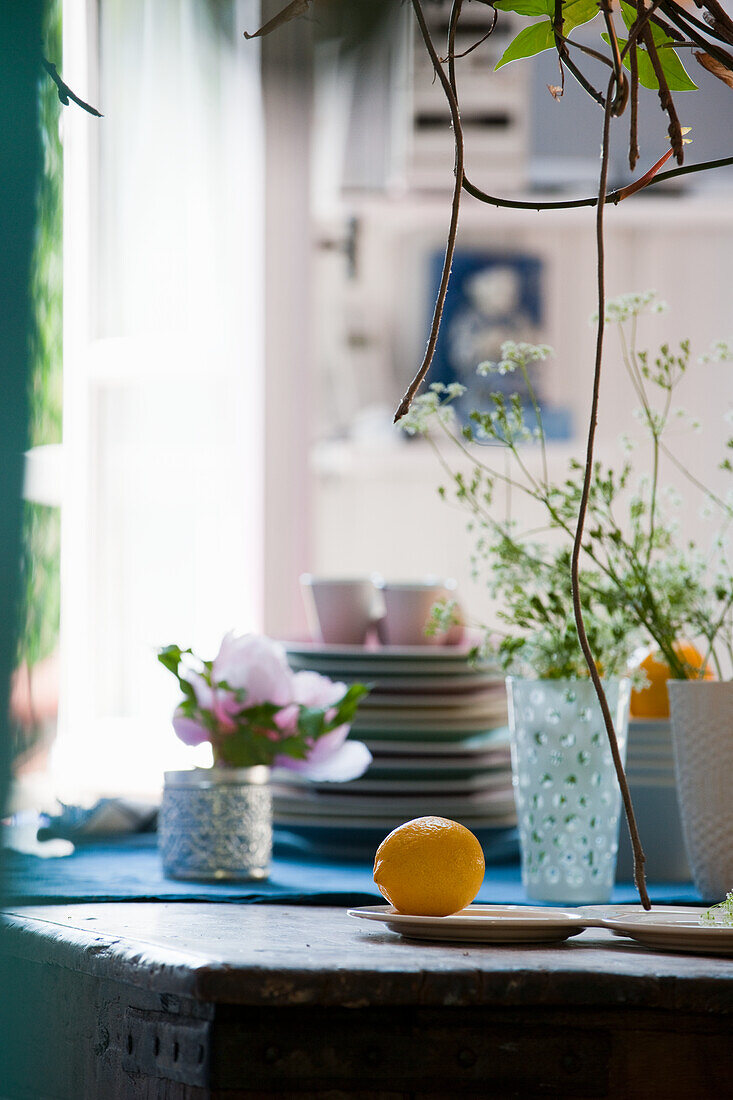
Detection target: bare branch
<box><xmin>616</xmin><ymin>146</ymin><xmax>675</xmax><ymax>199</ymax></box>
<box><xmin>459</xmin><ymin>152</ymin><xmax>733</xmax><ymax>211</ymax></box>
<box><xmin>696</xmin><ymin>0</ymin><xmax>733</xmax><ymax>46</ymax></box>
<box><xmin>659</xmin><ymin>1</ymin><xmax>733</xmax><ymax>70</ymax></box>
<box><xmin>394</xmin><ymin>0</ymin><xmax>464</xmax><ymax>422</ymax></box>
<box><xmin>42</xmin><ymin>59</ymin><xmax>102</xmax><ymax>117</ymax></box>
<box><xmin>642</xmin><ymin>22</ymin><xmax>684</xmax><ymax>162</ymax></box>
<box><xmin>440</xmin><ymin>8</ymin><xmax>496</xmax><ymax>62</ymax></box>
<box><xmin>570</xmin><ymin>59</ymin><xmax>650</xmax><ymax>911</ymax></box>
<box><xmin>601</xmin><ymin>7</ymin><xmax>630</xmax><ymax>114</ymax></box>
<box><xmin>629</xmin><ymin>40</ymin><xmax>640</xmax><ymax>168</ymax></box>
<box><xmin>243</xmin><ymin>0</ymin><xmax>313</xmax><ymax>40</ymax></box>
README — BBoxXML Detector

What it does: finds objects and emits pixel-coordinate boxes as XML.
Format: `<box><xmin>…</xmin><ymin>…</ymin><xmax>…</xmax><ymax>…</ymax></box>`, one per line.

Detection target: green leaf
<box><xmin>157</xmin><ymin>644</ymin><xmax>184</xmax><ymax>675</ymax></box>
<box><xmin>496</xmin><ymin>20</ymin><xmax>555</xmax><ymax>69</ymax></box>
<box><xmin>494</xmin><ymin>0</ymin><xmax>598</xmax><ymax>29</ymax></box>
<box><xmin>157</xmin><ymin>644</ymin><xmax>197</xmax><ymax>700</ymax></box>
<box><xmin>493</xmin><ymin>0</ymin><xmax>551</xmax><ymax>16</ymax></box>
<box><xmin>561</xmin><ymin>0</ymin><xmax>601</xmax><ymax>31</ymax></box>
<box><xmin>619</xmin><ymin>1</ymin><xmax>672</xmax><ymax>44</ymax></box>
<box><xmin>601</xmin><ymin>29</ymin><xmax>697</xmax><ymax>92</ymax></box>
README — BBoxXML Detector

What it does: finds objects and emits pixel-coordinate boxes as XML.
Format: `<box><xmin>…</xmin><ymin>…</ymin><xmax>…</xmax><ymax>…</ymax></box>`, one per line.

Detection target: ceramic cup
<box><xmin>373</xmin><ymin>577</ymin><xmax>461</xmax><ymax>646</ymax></box>
<box><xmin>299</xmin><ymin>574</ymin><xmax>380</xmax><ymax>645</ymax></box>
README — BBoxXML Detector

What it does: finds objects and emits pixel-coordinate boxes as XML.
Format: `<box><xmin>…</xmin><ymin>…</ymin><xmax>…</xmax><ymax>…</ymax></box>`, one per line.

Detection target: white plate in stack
<box><xmin>616</xmin><ymin>718</ymin><xmax>690</xmax><ymax>882</ymax></box>
<box><xmin>273</xmin><ymin>640</ymin><xmax>518</xmax><ymax>859</ymax></box>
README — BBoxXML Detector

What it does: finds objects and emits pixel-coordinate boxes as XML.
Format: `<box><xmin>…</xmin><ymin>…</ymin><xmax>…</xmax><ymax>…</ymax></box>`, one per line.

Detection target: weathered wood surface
<box><xmin>3</xmin><ymin>902</ymin><xmax>733</xmax><ymax>1010</ymax></box>
<box><xmin>1</xmin><ymin>903</ymin><xmax>733</xmax><ymax>1099</ymax></box>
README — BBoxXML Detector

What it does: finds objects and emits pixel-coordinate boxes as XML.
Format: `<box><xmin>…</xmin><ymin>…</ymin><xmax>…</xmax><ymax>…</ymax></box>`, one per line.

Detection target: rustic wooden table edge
<box><xmin>3</xmin><ymin>903</ymin><xmax>733</xmax><ymax>1098</ymax></box>
<box><xmin>3</xmin><ymin>901</ymin><xmax>733</xmax><ymax>1012</ymax></box>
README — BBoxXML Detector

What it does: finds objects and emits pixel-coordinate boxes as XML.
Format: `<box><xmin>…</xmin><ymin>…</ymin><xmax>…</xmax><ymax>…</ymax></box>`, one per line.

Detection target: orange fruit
<box><xmin>630</xmin><ymin>641</ymin><xmax>715</xmax><ymax>719</ymax></box>
<box><xmin>373</xmin><ymin>816</ymin><xmax>485</xmax><ymax>917</ymax></box>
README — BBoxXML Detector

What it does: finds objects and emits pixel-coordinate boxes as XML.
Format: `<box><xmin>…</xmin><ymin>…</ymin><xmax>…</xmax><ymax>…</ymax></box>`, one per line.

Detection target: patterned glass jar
<box><xmin>507</xmin><ymin>678</ymin><xmax>631</xmax><ymax>904</ymax></box>
<box><xmin>159</xmin><ymin>766</ymin><xmax>272</xmax><ymax>881</ymax></box>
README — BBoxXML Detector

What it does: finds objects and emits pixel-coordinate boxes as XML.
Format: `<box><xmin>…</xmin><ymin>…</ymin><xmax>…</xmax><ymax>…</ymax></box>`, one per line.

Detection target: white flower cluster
<box><xmin>661</xmin><ymin>485</ymin><xmax>683</xmax><ymax>510</ymax></box>
<box><xmin>397</xmin><ymin>381</ymin><xmax>466</xmax><ymax>435</ymax></box>
<box><xmin>591</xmin><ymin>290</ymin><xmax>668</xmax><ymax>325</ymax></box>
<box><xmin>477</xmin><ymin>341</ymin><xmax>553</xmax><ymax>376</ymax></box>
<box><xmin>699</xmin><ymin>340</ymin><xmax>733</xmax><ymax>364</ymax></box>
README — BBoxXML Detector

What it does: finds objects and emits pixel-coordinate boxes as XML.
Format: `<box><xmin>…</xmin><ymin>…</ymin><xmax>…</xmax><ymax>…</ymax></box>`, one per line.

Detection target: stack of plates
<box><xmin>626</xmin><ymin>718</ymin><xmax>678</xmax><ymax>787</ymax></box>
<box><xmin>273</xmin><ymin>641</ymin><xmax>517</xmax><ymax>861</ymax></box>
<box><xmin>616</xmin><ymin>719</ymin><xmax>690</xmax><ymax>881</ymax></box>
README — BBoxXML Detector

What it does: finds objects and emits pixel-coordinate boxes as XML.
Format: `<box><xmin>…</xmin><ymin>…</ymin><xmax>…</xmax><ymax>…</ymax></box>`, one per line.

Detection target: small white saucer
<box><xmin>579</xmin><ymin>904</ymin><xmax>733</xmax><ymax>955</ymax></box>
<box><xmin>347</xmin><ymin>903</ymin><xmax>589</xmax><ymax>944</ymax></box>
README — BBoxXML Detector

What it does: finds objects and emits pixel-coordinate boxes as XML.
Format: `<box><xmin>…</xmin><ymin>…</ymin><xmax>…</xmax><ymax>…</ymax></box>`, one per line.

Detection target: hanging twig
<box><xmin>642</xmin><ymin>22</ymin><xmax>685</xmax><ymax>162</ymax></box>
<box><xmin>394</xmin><ymin>0</ymin><xmax>465</xmax><ymax>423</ymax></box>
<box><xmin>622</xmin><ymin>0</ymin><xmax>668</xmax><ymax>171</ymax></box>
<box><xmin>42</xmin><ymin>58</ymin><xmax>102</xmax><ymax>117</ymax></box>
<box><xmin>570</xmin><ymin>60</ymin><xmax>651</xmax><ymax>911</ymax></box>
<box><xmin>621</xmin><ymin>0</ymin><xmax>673</xmax><ymax>56</ymax></box>
<box><xmin>696</xmin><ymin>0</ymin><xmax>733</xmax><ymax>45</ymax></box>
<box><xmin>443</xmin><ymin>0</ymin><xmax>651</xmax><ymax>907</ymax></box>
<box><xmin>667</xmin><ymin>0</ymin><xmax>732</xmax><ymax>44</ymax></box>
<box><xmin>601</xmin><ymin>6</ymin><xmax>630</xmax><ymax>114</ymax></box>
<box><xmin>615</xmin><ymin>146</ymin><xmax>675</xmax><ymax>199</ymax></box>
<box><xmin>243</xmin><ymin>0</ymin><xmax>313</xmax><ymax>40</ymax></box>
<box><xmin>658</xmin><ymin>1</ymin><xmax>733</xmax><ymax>71</ymax></box>
<box><xmin>458</xmin><ymin>152</ymin><xmax>733</xmax><ymax>211</ymax></box>
<box><xmin>629</xmin><ymin>39</ymin><xmax>640</xmax><ymax>168</ymax></box>
<box><xmin>440</xmin><ymin>8</ymin><xmax>497</xmax><ymax>62</ymax></box>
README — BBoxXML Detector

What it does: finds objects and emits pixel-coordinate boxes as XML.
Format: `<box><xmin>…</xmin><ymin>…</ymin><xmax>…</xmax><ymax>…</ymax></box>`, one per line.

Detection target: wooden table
<box><xmin>1</xmin><ymin>902</ymin><xmax>732</xmax><ymax>1098</ymax></box>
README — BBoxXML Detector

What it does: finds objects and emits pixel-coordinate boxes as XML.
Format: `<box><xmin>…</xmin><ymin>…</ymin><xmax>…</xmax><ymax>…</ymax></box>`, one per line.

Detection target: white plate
<box><xmin>288</xmin><ymin>659</ymin><xmax>495</xmax><ymax>677</ymax></box>
<box><xmin>285</xmin><ymin>636</ymin><xmax>488</xmax><ymax>660</ymax></box>
<box><xmin>353</xmin><ymin>715</ymin><xmax>507</xmax><ymax>735</ymax></box>
<box><xmin>366</xmin><ymin>752</ymin><xmax>510</xmax><ymax>775</ymax></box>
<box><xmin>272</xmin><ymin>787</ymin><xmax>516</xmax><ymax>816</ymax></box>
<box><xmin>348</xmin><ymin>903</ymin><xmax>588</xmax><ymax>943</ymax></box>
<box><xmin>361</xmin><ymin>690</ymin><xmax>504</xmax><ymax>710</ymax></box>
<box><xmin>627</xmin><ymin>747</ymin><xmax>674</xmax><ymax>763</ymax></box>
<box><xmin>365</xmin><ymin>731</ymin><xmax>510</xmax><ymax>756</ymax></box>
<box><xmin>628</xmin><ymin>722</ymin><xmax>672</xmax><ymax>741</ymax></box>
<box><xmin>367</xmin><ymin>677</ymin><xmax>506</xmax><ymax>694</ymax></box>
<box><xmin>274</xmin><ymin>811</ymin><xmax>518</xmax><ymax>830</ymax></box>
<box><xmin>580</xmin><ymin>904</ymin><xmax>733</xmax><ymax>955</ymax></box>
<box><xmin>307</xmin><ymin>773</ymin><xmax>511</xmax><ymax>795</ymax></box>
<box><xmin>620</xmin><ymin>770</ymin><xmax>673</xmax><ymax>787</ymax></box>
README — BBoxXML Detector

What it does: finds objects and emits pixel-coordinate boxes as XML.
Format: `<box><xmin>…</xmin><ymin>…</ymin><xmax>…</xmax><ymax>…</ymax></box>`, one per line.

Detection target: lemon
<box><xmin>630</xmin><ymin>642</ymin><xmax>714</xmax><ymax>719</ymax></box>
<box><xmin>373</xmin><ymin>816</ymin><xmax>485</xmax><ymax>917</ymax></box>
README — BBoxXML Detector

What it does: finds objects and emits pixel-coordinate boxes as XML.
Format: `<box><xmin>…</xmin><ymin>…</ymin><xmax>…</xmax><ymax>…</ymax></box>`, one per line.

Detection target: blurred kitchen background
<box><xmin>14</xmin><ymin>0</ymin><xmax>733</xmax><ymax>802</ymax></box>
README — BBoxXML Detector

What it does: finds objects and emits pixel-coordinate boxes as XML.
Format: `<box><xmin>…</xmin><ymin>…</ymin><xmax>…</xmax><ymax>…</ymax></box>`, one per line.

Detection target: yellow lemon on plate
<box><xmin>373</xmin><ymin>816</ymin><xmax>485</xmax><ymax>917</ymax></box>
<box><xmin>630</xmin><ymin>642</ymin><xmax>715</xmax><ymax>719</ymax></box>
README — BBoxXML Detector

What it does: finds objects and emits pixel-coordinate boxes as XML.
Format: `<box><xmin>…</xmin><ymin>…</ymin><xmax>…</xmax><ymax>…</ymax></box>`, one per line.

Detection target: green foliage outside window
<box><xmin>16</xmin><ymin>0</ymin><xmax>63</xmax><ymax>751</ymax></box>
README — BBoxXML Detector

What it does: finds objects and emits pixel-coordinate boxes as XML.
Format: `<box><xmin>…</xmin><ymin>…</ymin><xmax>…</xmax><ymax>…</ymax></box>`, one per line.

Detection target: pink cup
<box><xmin>299</xmin><ymin>575</ymin><xmax>380</xmax><ymax>645</ymax></box>
<box><xmin>373</xmin><ymin>577</ymin><xmax>463</xmax><ymax>646</ymax></box>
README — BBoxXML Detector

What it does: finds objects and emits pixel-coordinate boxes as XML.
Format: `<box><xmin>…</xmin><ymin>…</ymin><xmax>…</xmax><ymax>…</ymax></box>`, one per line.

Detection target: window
<box><xmin>54</xmin><ymin>0</ymin><xmax>266</xmax><ymax>796</ymax></box>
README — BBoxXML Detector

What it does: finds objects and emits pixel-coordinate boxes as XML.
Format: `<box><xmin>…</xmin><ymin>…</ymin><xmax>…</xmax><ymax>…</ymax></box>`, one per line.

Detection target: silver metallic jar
<box><xmin>159</xmin><ymin>766</ymin><xmax>272</xmax><ymax>881</ymax></box>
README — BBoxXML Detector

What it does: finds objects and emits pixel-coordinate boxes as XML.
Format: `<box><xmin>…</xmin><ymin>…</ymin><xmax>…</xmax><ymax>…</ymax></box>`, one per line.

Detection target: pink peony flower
<box><xmin>182</xmin><ymin>668</ymin><xmax>237</xmax><ymax>733</ymax></box>
<box><xmin>274</xmin><ymin>669</ymin><xmax>372</xmax><ymax>782</ymax></box>
<box><xmin>172</xmin><ymin>708</ymin><xmax>210</xmax><ymax>747</ymax></box>
<box><xmin>212</xmin><ymin>632</ymin><xmax>294</xmax><ymax>708</ymax></box>
<box><xmin>164</xmin><ymin>633</ymin><xmax>370</xmax><ymax>777</ymax></box>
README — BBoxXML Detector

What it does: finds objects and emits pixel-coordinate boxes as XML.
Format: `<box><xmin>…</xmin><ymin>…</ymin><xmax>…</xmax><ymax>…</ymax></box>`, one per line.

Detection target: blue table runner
<box><xmin>2</xmin><ymin>833</ymin><xmax>703</xmax><ymax>906</ymax></box>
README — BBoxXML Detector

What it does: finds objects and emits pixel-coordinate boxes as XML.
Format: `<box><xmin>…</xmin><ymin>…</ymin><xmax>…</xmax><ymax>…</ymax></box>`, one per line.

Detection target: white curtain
<box><xmin>57</xmin><ymin>0</ymin><xmax>264</xmax><ymax>796</ymax></box>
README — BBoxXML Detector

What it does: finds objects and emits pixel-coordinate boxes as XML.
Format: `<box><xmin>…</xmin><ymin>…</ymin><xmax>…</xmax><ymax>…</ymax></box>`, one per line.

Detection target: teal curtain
<box><xmin>0</xmin><ymin>2</ymin><xmax>44</xmax><ymax>1090</ymax></box>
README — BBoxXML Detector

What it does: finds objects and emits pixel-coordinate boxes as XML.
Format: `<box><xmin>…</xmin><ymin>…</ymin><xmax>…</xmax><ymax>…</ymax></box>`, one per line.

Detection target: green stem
<box><xmin>518</xmin><ymin>361</ymin><xmax>548</xmax><ymax>489</ymax></box>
